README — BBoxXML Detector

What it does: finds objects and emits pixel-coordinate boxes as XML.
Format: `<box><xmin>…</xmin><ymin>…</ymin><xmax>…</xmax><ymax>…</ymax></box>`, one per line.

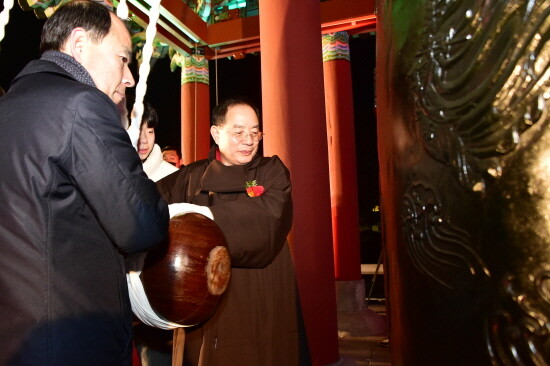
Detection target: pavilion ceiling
<box><xmin>125</xmin><ymin>0</ymin><xmax>376</xmax><ymax>59</ymax></box>
<box><xmin>17</xmin><ymin>0</ymin><xmax>376</xmax><ymax>60</ymax></box>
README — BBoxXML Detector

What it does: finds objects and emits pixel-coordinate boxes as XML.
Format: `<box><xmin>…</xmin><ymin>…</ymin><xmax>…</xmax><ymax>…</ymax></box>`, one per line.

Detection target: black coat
<box><xmin>0</xmin><ymin>60</ymin><xmax>169</xmax><ymax>365</ymax></box>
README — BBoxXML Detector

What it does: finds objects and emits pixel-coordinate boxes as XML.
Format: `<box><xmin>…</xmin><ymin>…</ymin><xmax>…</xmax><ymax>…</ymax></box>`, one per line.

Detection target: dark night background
<box><xmin>0</xmin><ymin>4</ymin><xmax>381</xmax><ymax>264</ymax></box>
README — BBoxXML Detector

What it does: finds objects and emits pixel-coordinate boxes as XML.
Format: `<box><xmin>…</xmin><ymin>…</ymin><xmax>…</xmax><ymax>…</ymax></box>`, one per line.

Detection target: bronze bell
<box><xmin>376</xmin><ymin>0</ymin><xmax>550</xmax><ymax>364</ymax></box>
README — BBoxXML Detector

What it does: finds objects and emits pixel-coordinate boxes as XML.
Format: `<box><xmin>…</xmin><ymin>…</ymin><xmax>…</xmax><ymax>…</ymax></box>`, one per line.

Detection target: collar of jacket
<box><xmin>12</xmin><ymin>58</ymin><xmax>90</xmax><ymax>88</ymax></box>
<box><xmin>200</xmin><ymin>144</ymin><xmax>262</xmax><ymax>193</ymax></box>
<box><xmin>40</xmin><ymin>51</ymin><xmax>95</xmax><ymax>87</ymax></box>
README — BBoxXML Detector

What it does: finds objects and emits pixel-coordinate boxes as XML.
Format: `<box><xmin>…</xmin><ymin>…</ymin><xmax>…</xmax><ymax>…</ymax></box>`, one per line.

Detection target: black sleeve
<box><xmin>66</xmin><ymin>92</ymin><xmax>169</xmax><ymax>252</ymax></box>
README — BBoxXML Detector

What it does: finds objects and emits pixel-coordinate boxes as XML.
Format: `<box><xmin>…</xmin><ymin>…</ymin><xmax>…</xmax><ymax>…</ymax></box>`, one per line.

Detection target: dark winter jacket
<box><xmin>0</xmin><ymin>59</ymin><xmax>169</xmax><ymax>366</ymax></box>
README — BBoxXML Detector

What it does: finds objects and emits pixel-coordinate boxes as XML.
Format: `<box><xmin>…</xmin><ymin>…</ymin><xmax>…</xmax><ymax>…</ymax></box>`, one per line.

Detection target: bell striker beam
<box><xmin>259</xmin><ymin>0</ymin><xmax>339</xmax><ymax>365</ymax></box>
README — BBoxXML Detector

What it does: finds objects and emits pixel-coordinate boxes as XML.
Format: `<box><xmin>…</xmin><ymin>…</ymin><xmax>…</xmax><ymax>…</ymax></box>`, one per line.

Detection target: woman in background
<box><xmin>133</xmin><ymin>103</ymin><xmax>178</xmax><ymax>366</ymax></box>
<box><xmin>138</xmin><ymin>103</ymin><xmax>179</xmax><ymax>181</ymax></box>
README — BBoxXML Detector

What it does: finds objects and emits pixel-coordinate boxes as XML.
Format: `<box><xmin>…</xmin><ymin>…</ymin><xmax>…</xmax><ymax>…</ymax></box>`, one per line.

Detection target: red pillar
<box><xmin>259</xmin><ymin>1</ymin><xmax>339</xmax><ymax>365</ymax></box>
<box><xmin>322</xmin><ymin>32</ymin><xmax>361</xmax><ymax>281</ymax></box>
<box><xmin>180</xmin><ymin>54</ymin><xmax>210</xmax><ymax>165</ymax></box>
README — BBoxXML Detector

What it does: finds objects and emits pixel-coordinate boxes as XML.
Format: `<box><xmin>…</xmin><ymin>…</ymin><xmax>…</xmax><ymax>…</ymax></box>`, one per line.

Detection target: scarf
<box><xmin>41</xmin><ymin>50</ymin><xmax>96</xmax><ymax>88</ymax></box>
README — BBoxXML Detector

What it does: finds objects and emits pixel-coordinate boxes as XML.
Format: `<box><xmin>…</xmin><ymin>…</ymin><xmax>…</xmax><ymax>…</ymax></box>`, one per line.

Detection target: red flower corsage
<box><xmin>245</xmin><ymin>180</ymin><xmax>265</xmax><ymax>197</ymax></box>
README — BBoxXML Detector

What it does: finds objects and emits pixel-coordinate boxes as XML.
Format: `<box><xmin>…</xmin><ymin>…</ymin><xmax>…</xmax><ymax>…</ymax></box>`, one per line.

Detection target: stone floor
<box><xmin>337</xmin><ymin>303</ymin><xmax>391</xmax><ymax>366</ymax></box>
<box><xmin>338</xmin><ymin>334</ymin><xmax>390</xmax><ymax>366</ymax></box>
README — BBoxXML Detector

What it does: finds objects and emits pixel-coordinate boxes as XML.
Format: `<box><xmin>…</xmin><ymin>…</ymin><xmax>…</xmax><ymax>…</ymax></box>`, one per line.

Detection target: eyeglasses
<box><xmin>227</xmin><ymin>130</ymin><xmax>264</xmax><ymax>143</ymax></box>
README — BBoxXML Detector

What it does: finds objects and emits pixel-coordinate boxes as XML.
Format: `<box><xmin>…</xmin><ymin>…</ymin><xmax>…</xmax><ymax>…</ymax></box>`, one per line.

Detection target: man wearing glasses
<box><xmin>156</xmin><ymin>97</ymin><xmax>306</xmax><ymax>365</ymax></box>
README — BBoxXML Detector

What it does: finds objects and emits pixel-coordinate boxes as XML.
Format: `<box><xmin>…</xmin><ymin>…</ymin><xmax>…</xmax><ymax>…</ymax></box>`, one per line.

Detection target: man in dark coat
<box><xmin>0</xmin><ymin>1</ymin><xmax>169</xmax><ymax>365</ymax></box>
<box><xmin>157</xmin><ymin>98</ymin><xmax>306</xmax><ymax>365</ymax></box>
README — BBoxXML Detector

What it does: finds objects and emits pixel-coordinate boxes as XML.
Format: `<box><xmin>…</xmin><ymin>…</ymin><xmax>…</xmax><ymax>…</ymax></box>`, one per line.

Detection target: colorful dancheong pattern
<box><xmin>322</xmin><ymin>31</ymin><xmax>350</xmax><ymax>62</ymax></box>
<box><xmin>180</xmin><ymin>54</ymin><xmax>209</xmax><ymax>85</ymax></box>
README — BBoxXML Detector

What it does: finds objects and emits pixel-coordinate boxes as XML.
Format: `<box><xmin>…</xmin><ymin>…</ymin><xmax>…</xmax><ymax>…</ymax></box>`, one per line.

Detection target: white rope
<box><xmin>116</xmin><ymin>0</ymin><xmax>129</xmax><ymax>19</ymax></box>
<box><xmin>0</xmin><ymin>0</ymin><xmax>15</xmax><ymax>43</ymax></box>
<box><xmin>127</xmin><ymin>0</ymin><xmax>161</xmax><ymax>150</ymax></box>
<box><xmin>127</xmin><ymin>271</ymin><xmax>188</xmax><ymax>329</ymax></box>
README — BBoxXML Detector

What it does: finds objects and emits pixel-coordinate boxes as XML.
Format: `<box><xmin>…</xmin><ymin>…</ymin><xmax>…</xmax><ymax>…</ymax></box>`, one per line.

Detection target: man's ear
<box><xmin>210</xmin><ymin>125</ymin><xmax>220</xmax><ymax>144</ymax></box>
<box><xmin>60</xmin><ymin>28</ymin><xmax>88</xmax><ymax>62</ymax></box>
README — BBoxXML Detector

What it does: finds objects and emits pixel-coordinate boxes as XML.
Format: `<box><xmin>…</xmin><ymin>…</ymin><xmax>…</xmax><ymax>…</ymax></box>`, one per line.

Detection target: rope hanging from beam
<box><xmin>125</xmin><ymin>0</ymin><xmax>161</xmax><ymax>150</ymax></box>
<box><xmin>115</xmin><ymin>0</ymin><xmax>129</xmax><ymax>19</ymax></box>
<box><xmin>0</xmin><ymin>0</ymin><xmax>15</xmax><ymax>43</ymax></box>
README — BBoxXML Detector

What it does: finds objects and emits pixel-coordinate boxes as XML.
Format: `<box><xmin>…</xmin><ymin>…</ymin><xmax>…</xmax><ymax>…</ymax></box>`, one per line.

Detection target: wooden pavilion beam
<box><xmin>128</xmin><ymin>1</ymin><xmax>196</xmax><ymax>56</ymax></box>
<box><xmin>130</xmin><ymin>0</ymin><xmax>376</xmax><ymax>59</ymax></box>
